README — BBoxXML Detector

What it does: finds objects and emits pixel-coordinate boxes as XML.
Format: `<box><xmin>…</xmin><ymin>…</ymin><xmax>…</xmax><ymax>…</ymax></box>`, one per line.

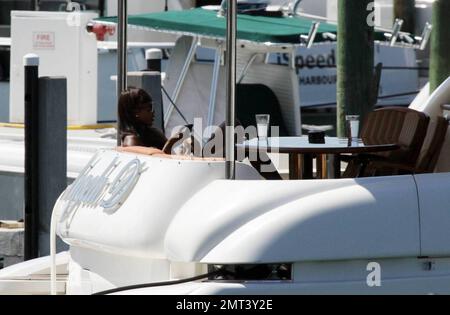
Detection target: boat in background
<box><xmin>94</xmin><ymin>6</ymin><xmax>430</xmax><ymax>134</ymax></box>
<box><xmin>0</xmin><ymin>0</ymin><xmax>433</xmax><ymax>123</ymax></box>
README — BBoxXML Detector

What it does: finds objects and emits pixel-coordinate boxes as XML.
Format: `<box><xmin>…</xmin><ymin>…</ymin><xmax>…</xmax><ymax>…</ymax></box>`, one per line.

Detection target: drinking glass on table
<box><xmin>256</xmin><ymin>114</ymin><xmax>270</xmax><ymax>141</ymax></box>
<box><xmin>346</xmin><ymin>115</ymin><xmax>360</xmax><ymax>144</ymax></box>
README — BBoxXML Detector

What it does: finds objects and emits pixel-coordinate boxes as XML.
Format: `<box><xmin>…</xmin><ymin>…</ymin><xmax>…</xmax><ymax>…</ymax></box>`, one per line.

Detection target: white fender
<box><xmin>165</xmin><ymin>176</ymin><xmax>420</xmax><ymax>263</ymax></box>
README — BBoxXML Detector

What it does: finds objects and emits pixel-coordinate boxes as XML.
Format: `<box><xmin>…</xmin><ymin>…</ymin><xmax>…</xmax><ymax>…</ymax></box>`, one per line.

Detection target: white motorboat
<box><xmin>0</xmin><ymin>76</ymin><xmax>449</xmax><ymax>295</ymax></box>
<box><xmin>0</xmin><ymin>1</ymin><xmax>431</xmax><ymax>221</ymax></box>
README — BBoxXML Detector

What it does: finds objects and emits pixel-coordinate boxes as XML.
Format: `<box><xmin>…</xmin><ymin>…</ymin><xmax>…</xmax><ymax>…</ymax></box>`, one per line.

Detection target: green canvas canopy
<box><xmin>97</xmin><ymin>8</ymin><xmax>385</xmax><ymax>44</ymax></box>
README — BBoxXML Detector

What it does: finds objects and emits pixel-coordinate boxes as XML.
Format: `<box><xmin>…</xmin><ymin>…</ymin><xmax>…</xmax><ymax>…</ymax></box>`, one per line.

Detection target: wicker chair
<box><xmin>364</xmin><ymin>116</ymin><xmax>449</xmax><ymax>175</ymax></box>
<box><xmin>342</xmin><ymin>107</ymin><xmax>430</xmax><ymax>177</ymax></box>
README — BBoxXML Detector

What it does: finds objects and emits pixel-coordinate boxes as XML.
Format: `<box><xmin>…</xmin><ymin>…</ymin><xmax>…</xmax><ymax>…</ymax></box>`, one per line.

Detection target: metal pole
<box><xmin>225</xmin><ymin>0</ymin><xmax>237</xmax><ymax>180</ymax></box>
<box><xmin>430</xmin><ymin>0</ymin><xmax>450</xmax><ymax>93</ymax></box>
<box><xmin>292</xmin><ymin>0</ymin><xmax>304</xmax><ymax>16</ymax></box>
<box><xmin>238</xmin><ymin>53</ymin><xmax>259</xmax><ymax>84</ymax></box>
<box><xmin>24</xmin><ymin>54</ymin><xmax>40</xmax><ymax>260</ymax></box>
<box><xmin>163</xmin><ymin>36</ymin><xmax>197</xmax><ymax>128</ymax></box>
<box><xmin>117</xmin><ymin>0</ymin><xmax>128</xmax><ymax>145</ymax></box>
<box><xmin>207</xmin><ymin>47</ymin><xmax>222</xmax><ymax>131</ymax></box>
<box><xmin>99</xmin><ymin>0</ymin><xmax>106</xmax><ymax>17</ymax></box>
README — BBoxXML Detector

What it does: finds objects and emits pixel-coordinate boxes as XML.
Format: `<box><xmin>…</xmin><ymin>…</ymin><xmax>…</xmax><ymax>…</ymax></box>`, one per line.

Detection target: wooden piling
<box><xmin>430</xmin><ymin>0</ymin><xmax>450</xmax><ymax>93</ymax></box>
<box><xmin>336</xmin><ymin>0</ymin><xmax>375</xmax><ymax>137</ymax></box>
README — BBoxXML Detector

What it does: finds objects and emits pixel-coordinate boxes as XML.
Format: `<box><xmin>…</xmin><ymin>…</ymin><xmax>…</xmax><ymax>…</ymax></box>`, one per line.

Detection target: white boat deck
<box><xmin>0</xmin><ymin>126</ymin><xmax>116</xmax><ymax>177</ymax></box>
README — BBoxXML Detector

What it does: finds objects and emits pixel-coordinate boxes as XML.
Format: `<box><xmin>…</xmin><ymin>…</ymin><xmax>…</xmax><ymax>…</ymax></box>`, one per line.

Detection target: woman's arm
<box><xmin>117</xmin><ymin>146</ymin><xmax>165</xmax><ymax>155</ymax></box>
<box><xmin>116</xmin><ymin>146</ymin><xmax>223</xmax><ymax>161</ymax></box>
<box><xmin>162</xmin><ymin>132</ymin><xmax>184</xmax><ymax>154</ymax></box>
<box><xmin>123</xmin><ymin>130</ymin><xmax>181</xmax><ymax>154</ymax></box>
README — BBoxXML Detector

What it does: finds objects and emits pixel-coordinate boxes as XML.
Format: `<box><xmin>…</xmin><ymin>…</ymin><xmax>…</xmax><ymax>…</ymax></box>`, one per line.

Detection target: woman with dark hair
<box><xmin>118</xmin><ymin>88</ymin><xmax>281</xmax><ymax>179</ymax></box>
<box><xmin>118</xmin><ymin>87</ymin><xmax>181</xmax><ymax>153</ymax></box>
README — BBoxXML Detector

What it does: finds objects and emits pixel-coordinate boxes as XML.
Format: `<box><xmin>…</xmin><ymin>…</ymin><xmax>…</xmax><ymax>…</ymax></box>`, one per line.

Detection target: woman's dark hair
<box><xmin>118</xmin><ymin>87</ymin><xmax>153</xmax><ymax>141</ymax></box>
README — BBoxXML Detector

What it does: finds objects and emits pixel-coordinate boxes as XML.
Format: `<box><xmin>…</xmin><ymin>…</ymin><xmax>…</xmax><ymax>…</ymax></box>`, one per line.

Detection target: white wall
<box><xmin>10</xmin><ymin>11</ymin><xmax>98</xmax><ymax>125</ymax></box>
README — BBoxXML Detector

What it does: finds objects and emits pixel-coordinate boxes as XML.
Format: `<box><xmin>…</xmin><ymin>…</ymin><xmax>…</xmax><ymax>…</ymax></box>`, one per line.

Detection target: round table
<box><xmin>238</xmin><ymin>136</ymin><xmax>399</xmax><ymax>179</ymax></box>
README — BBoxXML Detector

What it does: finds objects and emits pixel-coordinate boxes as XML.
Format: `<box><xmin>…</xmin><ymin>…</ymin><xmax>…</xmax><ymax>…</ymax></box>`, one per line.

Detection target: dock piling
<box><xmin>37</xmin><ymin>77</ymin><xmax>67</xmax><ymax>256</ymax></box>
<box><xmin>24</xmin><ymin>54</ymin><xmax>39</xmax><ymax>260</ymax></box>
<box><xmin>24</xmin><ymin>54</ymin><xmax>67</xmax><ymax>259</ymax></box>
<box><xmin>146</xmin><ymin>48</ymin><xmax>162</xmax><ymax>73</ymax></box>
<box><xmin>430</xmin><ymin>0</ymin><xmax>450</xmax><ymax>93</ymax></box>
<box><xmin>336</xmin><ymin>0</ymin><xmax>375</xmax><ymax>137</ymax></box>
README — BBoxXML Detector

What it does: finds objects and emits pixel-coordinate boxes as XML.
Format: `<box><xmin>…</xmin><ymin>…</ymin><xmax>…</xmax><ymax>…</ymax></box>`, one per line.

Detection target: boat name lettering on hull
<box><xmin>62</xmin><ymin>155</ymin><xmax>142</xmax><ymax>211</ymax></box>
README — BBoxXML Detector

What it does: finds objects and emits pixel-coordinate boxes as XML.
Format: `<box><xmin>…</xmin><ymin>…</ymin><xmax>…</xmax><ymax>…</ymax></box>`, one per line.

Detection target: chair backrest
<box><xmin>416</xmin><ymin>116</ymin><xmax>449</xmax><ymax>172</ymax></box>
<box><xmin>361</xmin><ymin>108</ymin><xmax>406</xmax><ymax>145</ymax></box>
<box><xmin>361</xmin><ymin>107</ymin><xmax>430</xmax><ymax>166</ymax></box>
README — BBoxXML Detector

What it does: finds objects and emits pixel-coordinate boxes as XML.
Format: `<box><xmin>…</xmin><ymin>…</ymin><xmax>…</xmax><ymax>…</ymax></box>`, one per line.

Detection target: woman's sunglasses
<box><xmin>136</xmin><ymin>102</ymin><xmax>154</xmax><ymax>113</ymax></box>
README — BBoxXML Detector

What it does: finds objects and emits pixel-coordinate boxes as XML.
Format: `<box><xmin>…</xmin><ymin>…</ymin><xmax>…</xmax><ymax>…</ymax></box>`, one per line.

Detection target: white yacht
<box><xmin>0</xmin><ymin>75</ymin><xmax>449</xmax><ymax>295</ymax></box>
<box><xmin>0</xmin><ymin>1</ymin><xmax>431</xmax><ymax>220</ymax></box>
